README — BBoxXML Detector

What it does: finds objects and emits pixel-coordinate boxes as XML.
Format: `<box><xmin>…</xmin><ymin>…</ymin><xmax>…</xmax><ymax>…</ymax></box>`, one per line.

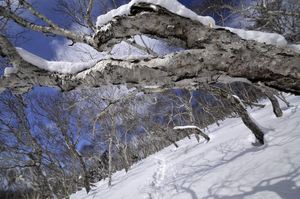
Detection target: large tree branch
<box><xmin>93</xmin><ymin>3</ymin><xmax>203</xmax><ymax>51</ymax></box>
<box><xmin>92</xmin><ymin>3</ymin><xmax>289</xmax><ymax>51</ymax></box>
<box><xmin>0</xmin><ymin>2</ymin><xmax>299</xmax><ymax>95</ymax></box>
<box><xmin>1</xmin><ymin>46</ymin><xmax>299</xmax><ymax>94</ymax></box>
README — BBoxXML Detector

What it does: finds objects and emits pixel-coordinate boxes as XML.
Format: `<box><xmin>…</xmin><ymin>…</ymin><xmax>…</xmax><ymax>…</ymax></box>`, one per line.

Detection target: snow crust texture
<box><xmin>71</xmin><ymin>95</ymin><xmax>300</xmax><ymax>199</ymax></box>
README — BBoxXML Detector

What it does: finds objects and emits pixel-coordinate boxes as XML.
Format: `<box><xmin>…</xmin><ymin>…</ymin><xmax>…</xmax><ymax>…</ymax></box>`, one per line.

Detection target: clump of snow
<box><xmin>28</xmin><ymin>39</ymin><xmax>173</xmax><ymax>74</ymax></box>
<box><xmin>288</xmin><ymin>44</ymin><xmax>300</xmax><ymax>53</ymax></box>
<box><xmin>99</xmin><ymin>23</ymin><xmax>112</xmax><ymax>32</ymax></box>
<box><xmin>4</xmin><ymin>67</ymin><xmax>18</xmax><ymax>77</ymax></box>
<box><xmin>223</xmin><ymin>27</ymin><xmax>288</xmax><ymax>47</ymax></box>
<box><xmin>15</xmin><ymin>48</ymin><xmax>101</xmax><ymax>74</ymax></box>
<box><xmin>70</xmin><ymin>95</ymin><xmax>300</xmax><ymax>199</ymax></box>
<box><xmin>174</xmin><ymin>125</ymin><xmax>199</xmax><ymax>130</ymax></box>
<box><xmin>96</xmin><ymin>0</ymin><xmax>216</xmax><ymax>27</ymax></box>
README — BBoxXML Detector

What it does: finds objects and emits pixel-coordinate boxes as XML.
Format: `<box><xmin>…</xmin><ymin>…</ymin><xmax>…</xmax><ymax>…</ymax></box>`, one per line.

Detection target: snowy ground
<box><xmin>71</xmin><ymin>95</ymin><xmax>300</xmax><ymax>199</ymax></box>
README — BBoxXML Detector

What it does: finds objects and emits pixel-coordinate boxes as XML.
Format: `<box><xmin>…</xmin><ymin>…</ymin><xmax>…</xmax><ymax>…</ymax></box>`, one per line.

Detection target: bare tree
<box><xmin>0</xmin><ymin>93</ymin><xmax>58</xmax><ymax>198</ymax></box>
<box><xmin>0</xmin><ymin>2</ymin><xmax>299</xmax><ymax>191</ymax></box>
<box><xmin>253</xmin><ymin>0</ymin><xmax>300</xmax><ymax>42</ymax></box>
<box><xmin>0</xmin><ymin>1</ymin><xmax>300</xmax><ymax>146</ymax></box>
<box><xmin>193</xmin><ymin>0</ymin><xmax>300</xmax><ymax>42</ymax></box>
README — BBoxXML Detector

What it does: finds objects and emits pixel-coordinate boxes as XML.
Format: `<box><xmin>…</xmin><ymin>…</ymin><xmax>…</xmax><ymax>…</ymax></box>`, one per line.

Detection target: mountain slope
<box><xmin>71</xmin><ymin>95</ymin><xmax>300</xmax><ymax>199</ymax></box>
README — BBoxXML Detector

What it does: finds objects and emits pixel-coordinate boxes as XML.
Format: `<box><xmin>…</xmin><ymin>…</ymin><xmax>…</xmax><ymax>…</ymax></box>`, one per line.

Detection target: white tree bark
<box><xmin>1</xmin><ymin>1</ymin><xmax>300</xmax><ymax>146</ymax></box>
<box><xmin>1</xmin><ymin>2</ymin><xmax>299</xmax><ymax>94</ymax></box>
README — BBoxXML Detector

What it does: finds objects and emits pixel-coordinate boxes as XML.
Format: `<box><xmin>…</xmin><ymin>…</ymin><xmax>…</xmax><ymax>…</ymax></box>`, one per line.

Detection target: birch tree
<box><xmin>0</xmin><ymin>1</ymin><xmax>299</xmax><ymax>149</ymax></box>
<box><xmin>193</xmin><ymin>0</ymin><xmax>300</xmax><ymax>42</ymax></box>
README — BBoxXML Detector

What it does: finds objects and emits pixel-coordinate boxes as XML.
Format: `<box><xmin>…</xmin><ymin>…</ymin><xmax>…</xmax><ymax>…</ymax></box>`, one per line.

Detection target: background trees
<box><xmin>192</xmin><ymin>0</ymin><xmax>300</xmax><ymax>42</ymax></box>
<box><xmin>0</xmin><ymin>82</ymin><xmax>269</xmax><ymax>198</ymax></box>
<box><xmin>0</xmin><ymin>0</ymin><xmax>299</xmax><ymax>198</ymax></box>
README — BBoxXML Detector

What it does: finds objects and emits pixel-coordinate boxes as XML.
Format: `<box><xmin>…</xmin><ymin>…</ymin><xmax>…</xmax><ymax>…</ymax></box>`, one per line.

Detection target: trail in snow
<box><xmin>146</xmin><ymin>157</ymin><xmax>168</xmax><ymax>199</ymax></box>
<box><xmin>71</xmin><ymin>95</ymin><xmax>300</xmax><ymax>199</ymax></box>
<box><xmin>152</xmin><ymin>157</ymin><xmax>167</xmax><ymax>188</ymax></box>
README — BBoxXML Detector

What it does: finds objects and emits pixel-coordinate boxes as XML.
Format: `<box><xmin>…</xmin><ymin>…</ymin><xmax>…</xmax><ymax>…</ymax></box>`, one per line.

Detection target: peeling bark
<box><xmin>1</xmin><ymin>3</ymin><xmax>300</xmax><ymax>94</ymax></box>
<box><xmin>1</xmin><ymin>47</ymin><xmax>299</xmax><ymax>94</ymax></box>
<box><xmin>0</xmin><ymin>1</ymin><xmax>299</xmax><ymax>147</ymax></box>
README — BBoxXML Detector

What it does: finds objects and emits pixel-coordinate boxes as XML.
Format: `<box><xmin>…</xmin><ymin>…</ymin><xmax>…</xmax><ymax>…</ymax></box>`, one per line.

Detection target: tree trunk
<box><xmin>256</xmin><ymin>84</ymin><xmax>283</xmax><ymax>117</ymax></box>
<box><xmin>207</xmin><ymin>85</ymin><xmax>265</xmax><ymax>145</ymax></box>
<box><xmin>108</xmin><ymin>137</ymin><xmax>113</xmax><ymax>187</ymax></box>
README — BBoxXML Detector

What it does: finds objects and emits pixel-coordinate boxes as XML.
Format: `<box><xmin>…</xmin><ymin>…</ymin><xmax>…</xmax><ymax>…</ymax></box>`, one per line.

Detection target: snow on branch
<box><xmin>173</xmin><ymin>125</ymin><xmax>210</xmax><ymax>142</ymax></box>
<box><xmin>223</xmin><ymin>27</ymin><xmax>287</xmax><ymax>47</ymax></box>
<box><xmin>13</xmin><ymin>48</ymin><xmax>101</xmax><ymax>74</ymax></box>
<box><xmin>232</xmin><ymin>95</ymin><xmax>247</xmax><ymax>109</ymax></box>
<box><xmin>1</xmin><ymin>0</ymin><xmax>300</xmax><ymax>95</ymax></box>
<box><xmin>1</xmin><ymin>45</ymin><xmax>300</xmax><ymax>94</ymax></box>
<box><xmin>95</xmin><ymin>0</ymin><xmax>215</xmax><ymax>27</ymax></box>
<box><xmin>173</xmin><ymin>125</ymin><xmax>203</xmax><ymax>131</ymax></box>
<box><xmin>94</xmin><ymin>0</ymin><xmax>296</xmax><ymax>50</ymax></box>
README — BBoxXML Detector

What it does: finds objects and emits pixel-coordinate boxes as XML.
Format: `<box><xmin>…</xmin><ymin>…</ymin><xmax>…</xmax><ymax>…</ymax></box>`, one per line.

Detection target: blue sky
<box><xmin>10</xmin><ymin>0</ymin><xmax>72</xmax><ymax>59</ymax></box>
<box><xmin>10</xmin><ymin>0</ymin><xmax>197</xmax><ymax>60</ymax></box>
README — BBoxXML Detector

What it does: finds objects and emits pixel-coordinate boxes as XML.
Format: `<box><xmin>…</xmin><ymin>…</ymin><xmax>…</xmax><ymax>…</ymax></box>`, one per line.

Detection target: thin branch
<box><xmin>0</xmin><ymin>5</ymin><xmax>94</xmax><ymax>46</ymax></box>
<box><xmin>84</xmin><ymin>0</ymin><xmax>96</xmax><ymax>31</ymax></box>
<box><xmin>18</xmin><ymin>0</ymin><xmax>59</xmax><ymax>28</ymax></box>
<box><xmin>124</xmin><ymin>39</ymin><xmax>158</xmax><ymax>57</ymax></box>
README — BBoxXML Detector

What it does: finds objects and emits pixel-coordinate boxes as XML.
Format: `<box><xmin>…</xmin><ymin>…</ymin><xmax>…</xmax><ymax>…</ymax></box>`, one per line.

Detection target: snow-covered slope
<box><xmin>71</xmin><ymin>95</ymin><xmax>300</xmax><ymax>199</ymax></box>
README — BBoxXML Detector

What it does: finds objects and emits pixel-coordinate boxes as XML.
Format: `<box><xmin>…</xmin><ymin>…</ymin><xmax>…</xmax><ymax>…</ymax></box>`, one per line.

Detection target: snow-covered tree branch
<box><xmin>0</xmin><ymin>0</ymin><xmax>299</xmax><ymax>166</ymax></box>
<box><xmin>1</xmin><ymin>1</ymin><xmax>299</xmax><ymax>94</ymax></box>
<box><xmin>1</xmin><ymin>1</ymin><xmax>300</xmax><ymax>198</ymax></box>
